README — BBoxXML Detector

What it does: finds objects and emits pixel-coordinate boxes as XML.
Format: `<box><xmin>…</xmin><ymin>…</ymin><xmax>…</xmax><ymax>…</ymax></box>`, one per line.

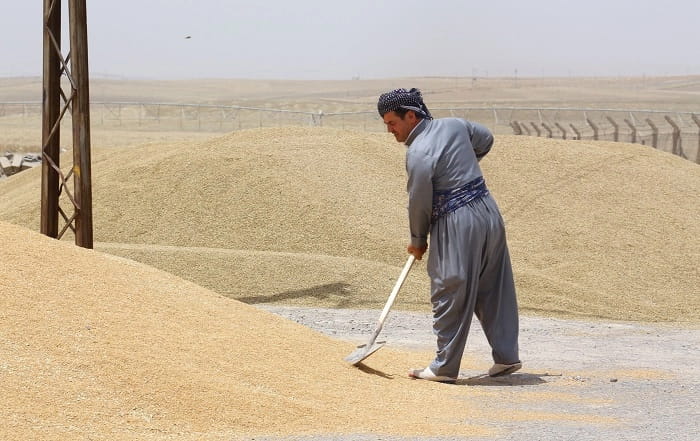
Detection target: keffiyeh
<box><xmin>377</xmin><ymin>88</ymin><xmax>433</xmax><ymax>120</ymax></box>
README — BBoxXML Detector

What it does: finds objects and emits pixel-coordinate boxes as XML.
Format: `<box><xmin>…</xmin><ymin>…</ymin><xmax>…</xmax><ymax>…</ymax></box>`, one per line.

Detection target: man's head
<box><xmin>377</xmin><ymin>88</ymin><xmax>432</xmax><ymax>143</ymax></box>
<box><xmin>382</xmin><ymin>108</ymin><xmax>420</xmax><ymax>143</ymax></box>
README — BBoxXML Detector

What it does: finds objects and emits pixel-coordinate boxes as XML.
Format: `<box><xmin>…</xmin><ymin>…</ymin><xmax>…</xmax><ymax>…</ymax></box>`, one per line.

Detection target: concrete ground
<box><xmin>259</xmin><ymin>306</ymin><xmax>700</xmax><ymax>441</ymax></box>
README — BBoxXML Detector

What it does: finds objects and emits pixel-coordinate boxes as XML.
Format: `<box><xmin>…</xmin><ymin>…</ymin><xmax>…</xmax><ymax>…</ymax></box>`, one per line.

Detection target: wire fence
<box><xmin>1</xmin><ymin>101</ymin><xmax>698</xmax><ymax>163</ymax></box>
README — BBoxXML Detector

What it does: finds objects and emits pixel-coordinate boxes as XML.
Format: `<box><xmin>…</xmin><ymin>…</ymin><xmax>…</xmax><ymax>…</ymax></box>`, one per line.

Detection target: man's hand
<box><xmin>407</xmin><ymin>244</ymin><xmax>427</xmax><ymax>260</ymax></box>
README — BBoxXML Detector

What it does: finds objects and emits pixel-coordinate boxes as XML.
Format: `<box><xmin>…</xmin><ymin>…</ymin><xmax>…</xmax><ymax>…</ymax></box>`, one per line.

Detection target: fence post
<box><xmin>586</xmin><ymin>118</ymin><xmax>599</xmax><ymax>140</ymax></box>
<box><xmin>530</xmin><ymin>122</ymin><xmax>541</xmax><ymax>137</ymax></box>
<box><xmin>555</xmin><ymin>122</ymin><xmax>567</xmax><ymax>139</ymax></box>
<box><xmin>569</xmin><ymin>124</ymin><xmax>581</xmax><ymax>140</ymax></box>
<box><xmin>542</xmin><ymin>122</ymin><xmax>553</xmax><ymax>138</ymax></box>
<box><xmin>646</xmin><ymin>119</ymin><xmax>658</xmax><ymax>148</ymax></box>
<box><xmin>606</xmin><ymin>116</ymin><xmax>619</xmax><ymax>141</ymax></box>
<box><xmin>510</xmin><ymin>120</ymin><xmax>522</xmax><ymax>135</ymax></box>
<box><xmin>692</xmin><ymin>114</ymin><xmax>700</xmax><ymax>163</ymax></box>
<box><xmin>624</xmin><ymin>119</ymin><xmax>637</xmax><ymax>143</ymax></box>
<box><xmin>664</xmin><ymin>115</ymin><xmax>684</xmax><ymax>158</ymax></box>
<box><xmin>520</xmin><ymin>122</ymin><xmax>531</xmax><ymax>136</ymax></box>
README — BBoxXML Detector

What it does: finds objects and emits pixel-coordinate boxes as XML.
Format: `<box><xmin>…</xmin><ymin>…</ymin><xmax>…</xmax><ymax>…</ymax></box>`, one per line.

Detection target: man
<box><xmin>378</xmin><ymin>88</ymin><xmax>521</xmax><ymax>383</ymax></box>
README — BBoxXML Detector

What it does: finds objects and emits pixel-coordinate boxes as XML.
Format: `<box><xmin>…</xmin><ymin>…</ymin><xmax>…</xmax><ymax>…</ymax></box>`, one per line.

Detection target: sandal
<box><xmin>488</xmin><ymin>362</ymin><xmax>522</xmax><ymax>377</ymax></box>
<box><xmin>408</xmin><ymin>367</ymin><xmax>457</xmax><ymax>384</ymax></box>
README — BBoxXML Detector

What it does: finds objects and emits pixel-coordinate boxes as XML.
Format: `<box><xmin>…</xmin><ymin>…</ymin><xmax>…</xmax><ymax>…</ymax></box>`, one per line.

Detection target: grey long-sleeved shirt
<box><xmin>404</xmin><ymin>117</ymin><xmax>494</xmax><ymax>249</ymax></box>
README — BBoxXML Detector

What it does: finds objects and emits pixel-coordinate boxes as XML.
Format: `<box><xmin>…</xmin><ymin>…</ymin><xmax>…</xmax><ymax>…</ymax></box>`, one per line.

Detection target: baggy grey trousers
<box><xmin>427</xmin><ymin>194</ymin><xmax>520</xmax><ymax>377</ymax></box>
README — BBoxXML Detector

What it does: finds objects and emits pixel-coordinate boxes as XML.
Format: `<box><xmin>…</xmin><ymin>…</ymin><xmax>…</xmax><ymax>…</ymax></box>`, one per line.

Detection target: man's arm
<box><xmin>466</xmin><ymin>121</ymin><xmax>494</xmax><ymax>161</ymax></box>
<box><xmin>405</xmin><ymin>150</ymin><xmax>435</xmax><ymax>251</ymax></box>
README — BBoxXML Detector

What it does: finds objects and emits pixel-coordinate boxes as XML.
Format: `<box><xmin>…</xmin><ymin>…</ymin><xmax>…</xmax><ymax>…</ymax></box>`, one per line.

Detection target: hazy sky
<box><xmin>2</xmin><ymin>0</ymin><xmax>699</xmax><ymax>80</ymax></box>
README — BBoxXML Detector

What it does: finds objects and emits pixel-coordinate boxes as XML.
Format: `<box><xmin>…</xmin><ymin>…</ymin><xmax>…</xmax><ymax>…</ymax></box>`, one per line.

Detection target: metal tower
<box><xmin>41</xmin><ymin>0</ymin><xmax>93</xmax><ymax>248</ymax></box>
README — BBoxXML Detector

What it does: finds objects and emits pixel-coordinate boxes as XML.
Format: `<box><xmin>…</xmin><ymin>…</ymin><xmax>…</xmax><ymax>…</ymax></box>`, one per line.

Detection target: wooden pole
<box><xmin>41</xmin><ymin>0</ymin><xmax>61</xmax><ymax>238</ymax></box>
<box><xmin>69</xmin><ymin>0</ymin><xmax>93</xmax><ymax>248</ymax></box>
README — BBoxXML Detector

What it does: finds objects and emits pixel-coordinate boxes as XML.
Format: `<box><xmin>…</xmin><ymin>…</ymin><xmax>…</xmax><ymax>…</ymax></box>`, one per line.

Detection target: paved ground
<box><xmin>258</xmin><ymin>306</ymin><xmax>700</xmax><ymax>441</ymax></box>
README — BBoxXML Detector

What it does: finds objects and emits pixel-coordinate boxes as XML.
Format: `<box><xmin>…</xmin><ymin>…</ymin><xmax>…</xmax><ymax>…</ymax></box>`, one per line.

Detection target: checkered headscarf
<box><xmin>377</xmin><ymin>88</ymin><xmax>433</xmax><ymax>120</ymax></box>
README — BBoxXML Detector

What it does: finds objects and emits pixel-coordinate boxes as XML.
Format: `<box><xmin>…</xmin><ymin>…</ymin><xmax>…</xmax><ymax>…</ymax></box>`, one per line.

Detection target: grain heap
<box><xmin>2</xmin><ymin>220</ymin><xmax>602</xmax><ymax>440</ymax></box>
<box><xmin>1</xmin><ymin>126</ymin><xmax>697</xmax><ymax>322</ymax></box>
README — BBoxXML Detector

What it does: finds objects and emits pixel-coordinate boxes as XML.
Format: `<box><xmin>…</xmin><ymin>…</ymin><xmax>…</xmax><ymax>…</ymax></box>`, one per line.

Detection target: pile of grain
<box><xmin>0</xmin><ymin>127</ymin><xmax>698</xmax><ymax>322</ymax></box>
<box><xmin>2</xmin><ymin>220</ymin><xmax>602</xmax><ymax>440</ymax></box>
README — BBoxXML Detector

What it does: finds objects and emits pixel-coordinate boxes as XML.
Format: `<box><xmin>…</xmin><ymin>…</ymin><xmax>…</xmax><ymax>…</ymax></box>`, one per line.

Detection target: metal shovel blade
<box><xmin>344</xmin><ymin>340</ymin><xmax>386</xmax><ymax>365</ymax></box>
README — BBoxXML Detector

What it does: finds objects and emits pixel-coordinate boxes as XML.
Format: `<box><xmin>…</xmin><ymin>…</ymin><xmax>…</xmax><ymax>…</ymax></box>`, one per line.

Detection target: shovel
<box><xmin>344</xmin><ymin>254</ymin><xmax>416</xmax><ymax>365</ymax></box>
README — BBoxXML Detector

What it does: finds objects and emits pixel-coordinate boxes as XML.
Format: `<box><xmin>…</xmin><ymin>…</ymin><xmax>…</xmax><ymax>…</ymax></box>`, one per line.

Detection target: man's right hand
<box><xmin>407</xmin><ymin>244</ymin><xmax>427</xmax><ymax>260</ymax></box>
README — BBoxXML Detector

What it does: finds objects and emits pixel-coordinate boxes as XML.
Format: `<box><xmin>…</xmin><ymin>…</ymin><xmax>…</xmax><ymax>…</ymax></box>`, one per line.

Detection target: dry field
<box><xmin>3</xmin><ymin>75</ymin><xmax>699</xmax><ymax>109</ymax></box>
<box><xmin>2</xmin><ymin>75</ymin><xmax>700</xmax><ymax>151</ymax></box>
<box><xmin>0</xmin><ymin>76</ymin><xmax>699</xmax><ymax>440</ymax></box>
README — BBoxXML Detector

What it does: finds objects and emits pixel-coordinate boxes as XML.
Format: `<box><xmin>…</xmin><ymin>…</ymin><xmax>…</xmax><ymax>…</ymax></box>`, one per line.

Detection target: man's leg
<box><xmin>426</xmin><ymin>210</ymin><xmax>484</xmax><ymax>378</ymax></box>
<box><xmin>473</xmin><ymin>200</ymin><xmax>520</xmax><ymax>367</ymax></box>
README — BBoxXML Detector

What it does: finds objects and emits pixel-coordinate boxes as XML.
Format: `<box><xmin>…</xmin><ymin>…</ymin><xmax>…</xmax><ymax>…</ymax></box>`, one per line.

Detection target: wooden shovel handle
<box><xmin>376</xmin><ymin>254</ymin><xmax>416</xmax><ymax>326</ymax></box>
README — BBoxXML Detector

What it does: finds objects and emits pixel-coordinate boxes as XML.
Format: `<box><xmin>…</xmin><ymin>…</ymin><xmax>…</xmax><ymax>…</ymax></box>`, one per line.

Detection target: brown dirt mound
<box><xmin>0</xmin><ymin>127</ymin><xmax>698</xmax><ymax>322</ymax></box>
<box><xmin>2</xmin><ymin>220</ymin><xmax>606</xmax><ymax>440</ymax></box>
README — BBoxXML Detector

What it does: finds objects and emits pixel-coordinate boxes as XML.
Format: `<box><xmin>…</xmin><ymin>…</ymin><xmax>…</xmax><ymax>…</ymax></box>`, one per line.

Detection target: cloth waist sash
<box><xmin>431</xmin><ymin>177</ymin><xmax>489</xmax><ymax>223</ymax></box>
